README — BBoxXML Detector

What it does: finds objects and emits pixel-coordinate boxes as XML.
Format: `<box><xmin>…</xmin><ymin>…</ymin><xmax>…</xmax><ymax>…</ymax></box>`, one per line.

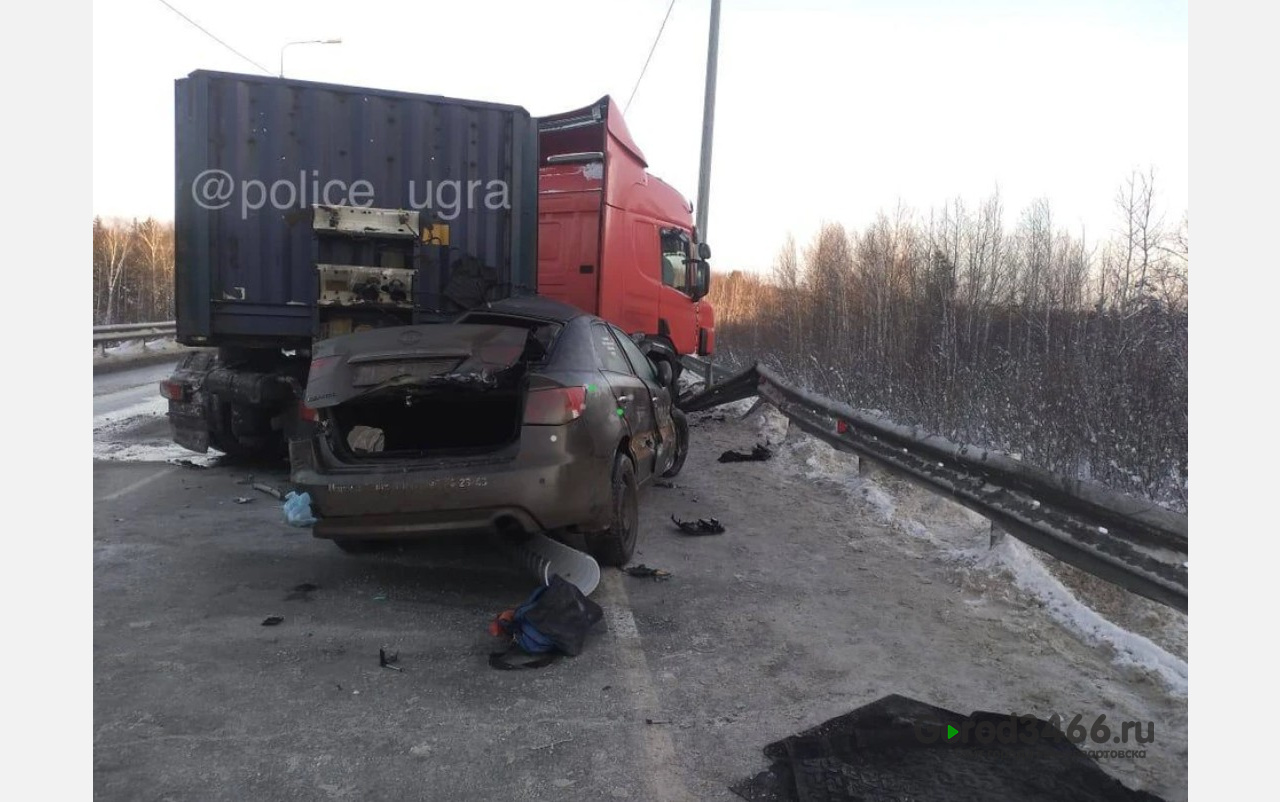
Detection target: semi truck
<box><xmin>162</xmin><ymin>70</ymin><xmax>713</xmax><ymax>460</ymax></box>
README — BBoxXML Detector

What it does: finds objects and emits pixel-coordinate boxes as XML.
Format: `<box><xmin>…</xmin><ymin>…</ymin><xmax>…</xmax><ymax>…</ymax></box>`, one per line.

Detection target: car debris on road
<box><xmin>252</xmin><ymin>482</ymin><xmax>286</xmax><ymax>500</ymax></box>
<box><xmin>719</xmin><ymin>444</ymin><xmax>773</xmax><ymax>463</ymax></box>
<box><xmin>378</xmin><ymin>647</ymin><xmax>402</xmax><ymax>672</ymax></box>
<box><xmin>671</xmin><ymin>515</ymin><xmax>726</xmax><ymax>536</ymax></box>
<box><xmin>260</xmin><ymin>616</ymin><xmax>284</xmax><ymax>626</ymax></box>
<box><xmin>730</xmin><ymin>694</ymin><xmax>1164</xmax><ymax>802</ymax></box>
<box><xmin>624</xmin><ymin>564</ymin><xmax>672</xmax><ymax>580</ymax></box>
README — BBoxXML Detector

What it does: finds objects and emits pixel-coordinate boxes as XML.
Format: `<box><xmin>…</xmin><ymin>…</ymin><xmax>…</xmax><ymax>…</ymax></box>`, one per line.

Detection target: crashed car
<box><xmin>290</xmin><ymin>297</ymin><xmax>689</xmax><ymax>566</ymax></box>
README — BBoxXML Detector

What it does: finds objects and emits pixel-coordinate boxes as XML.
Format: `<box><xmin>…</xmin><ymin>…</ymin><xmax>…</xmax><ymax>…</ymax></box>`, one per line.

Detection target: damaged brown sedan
<box><xmin>290</xmin><ymin>297</ymin><xmax>689</xmax><ymax>566</ymax></box>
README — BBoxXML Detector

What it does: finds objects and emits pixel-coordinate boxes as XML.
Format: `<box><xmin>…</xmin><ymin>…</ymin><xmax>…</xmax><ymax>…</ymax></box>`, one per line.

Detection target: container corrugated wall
<box><xmin>175</xmin><ymin>70</ymin><xmax>537</xmax><ymax>344</ymax></box>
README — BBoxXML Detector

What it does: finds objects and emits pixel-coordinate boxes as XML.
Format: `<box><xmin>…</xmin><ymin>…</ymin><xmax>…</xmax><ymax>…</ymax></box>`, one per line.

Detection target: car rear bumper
<box><xmin>290</xmin><ymin>424</ymin><xmax>613</xmax><ymax>541</ymax></box>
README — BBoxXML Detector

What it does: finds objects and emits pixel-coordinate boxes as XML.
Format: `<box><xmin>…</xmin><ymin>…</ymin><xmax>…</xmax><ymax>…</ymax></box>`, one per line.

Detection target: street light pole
<box><xmin>279</xmin><ymin>38</ymin><xmax>342</xmax><ymax>78</ymax></box>
<box><xmin>694</xmin><ymin>0</ymin><xmax>720</xmax><ymax>242</ymax></box>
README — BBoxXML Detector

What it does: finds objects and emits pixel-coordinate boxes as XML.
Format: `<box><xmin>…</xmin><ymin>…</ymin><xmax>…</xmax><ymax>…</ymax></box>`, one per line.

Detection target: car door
<box><xmin>609</xmin><ymin>325</ymin><xmax>678</xmax><ymax>476</ymax></box>
<box><xmin>590</xmin><ymin>321</ymin><xmax>658</xmax><ymax>482</ymax></box>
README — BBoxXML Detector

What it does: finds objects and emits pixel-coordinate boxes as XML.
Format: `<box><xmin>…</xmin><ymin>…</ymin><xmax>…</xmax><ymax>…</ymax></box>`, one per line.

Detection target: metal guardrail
<box><xmin>679</xmin><ymin>355</ymin><xmax>1188</xmax><ymax>613</ymax></box>
<box><xmin>93</xmin><ymin>321</ymin><xmax>177</xmax><ymax>353</ymax></box>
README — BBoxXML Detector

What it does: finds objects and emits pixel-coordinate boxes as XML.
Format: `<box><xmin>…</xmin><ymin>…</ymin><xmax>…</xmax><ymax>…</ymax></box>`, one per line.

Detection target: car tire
<box><xmin>661</xmin><ymin>408</ymin><xmax>690</xmax><ymax>478</ymax></box>
<box><xmin>587</xmin><ymin>451</ymin><xmax>639</xmax><ymax>567</ymax></box>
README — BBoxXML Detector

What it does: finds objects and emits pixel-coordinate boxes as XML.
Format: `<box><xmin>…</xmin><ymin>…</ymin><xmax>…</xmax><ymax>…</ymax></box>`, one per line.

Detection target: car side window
<box><xmin>592</xmin><ymin>323</ymin><xmax>634</xmax><ymax>375</ymax></box>
<box><xmin>610</xmin><ymin>326</ymin><xmax>659</xmax><ymax>384</ymax></box>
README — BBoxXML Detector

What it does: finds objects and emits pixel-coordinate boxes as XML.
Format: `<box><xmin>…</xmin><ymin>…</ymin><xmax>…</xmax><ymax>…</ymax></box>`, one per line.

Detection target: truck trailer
<box><xmin>163</xmin><ymin>70</ymin><xmax>712</xmax><ymax>460</ymax></box>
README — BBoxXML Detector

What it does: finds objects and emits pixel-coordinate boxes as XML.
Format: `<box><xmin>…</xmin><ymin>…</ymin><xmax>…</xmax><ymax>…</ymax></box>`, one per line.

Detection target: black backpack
<box><xmin>490</xmin><ymin>575</ymin><xmax>603</xmax><ymax>669</ymax></box>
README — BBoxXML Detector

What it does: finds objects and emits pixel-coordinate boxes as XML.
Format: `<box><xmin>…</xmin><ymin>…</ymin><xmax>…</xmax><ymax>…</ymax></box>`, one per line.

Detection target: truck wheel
<box><xmin>661</xmin><ymin>408</ymin><xmax>690</xmax><ymax>478</ymax></box>
<box><xmin>586</xmin><ymin>451</ymin><xmax>639</xmax><ymax>567</ymax></box>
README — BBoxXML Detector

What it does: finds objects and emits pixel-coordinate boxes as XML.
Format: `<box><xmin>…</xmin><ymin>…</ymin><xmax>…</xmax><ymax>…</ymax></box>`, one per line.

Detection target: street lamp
<box><xmin>279</xmin><ymin>39</ymin><xmax>342</xmax><ymax>78</ymax></box>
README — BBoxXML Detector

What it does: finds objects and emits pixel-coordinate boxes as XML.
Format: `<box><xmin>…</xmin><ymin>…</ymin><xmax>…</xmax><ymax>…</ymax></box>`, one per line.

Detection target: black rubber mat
<box><xmin>731</xmin><ymin>695</ymin><xmax>1165</xmax><ymax>802</ymax></box>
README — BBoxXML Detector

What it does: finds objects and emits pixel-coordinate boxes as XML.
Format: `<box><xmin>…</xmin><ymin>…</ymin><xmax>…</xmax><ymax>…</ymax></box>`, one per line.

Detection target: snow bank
<box><xmin>752</xmin><ymin>399</ymin><xmax>1188</xmax><ymax>695</ymax></box>
<box><xmin>93</xmin><ymin>395</ymin><xmax>221</xmax><ymax>465</ymax></box>
<box><xmin>974</xmin><ymin>538</ymin><xmax>1188</xmax><ymax>695</ymax></box>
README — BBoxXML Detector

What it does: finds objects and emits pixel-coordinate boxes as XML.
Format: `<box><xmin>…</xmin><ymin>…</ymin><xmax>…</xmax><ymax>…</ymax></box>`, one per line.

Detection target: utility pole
<box><xmin>695</xmin><ymin>0</ymin><xmax>720</xmax><ymax>242</ymax></box>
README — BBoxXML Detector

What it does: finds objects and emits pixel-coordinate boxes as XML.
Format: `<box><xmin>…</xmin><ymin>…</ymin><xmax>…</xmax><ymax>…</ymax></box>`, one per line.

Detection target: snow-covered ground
<box><xmin>739</xmin><ymin>399</ymin><xmax>1188</xmax><ymax>697</ymax></box>
<box><xmin>92</xmin><ymin>360</ymin><xmax>222</xmax><ymax>465</ymax></box>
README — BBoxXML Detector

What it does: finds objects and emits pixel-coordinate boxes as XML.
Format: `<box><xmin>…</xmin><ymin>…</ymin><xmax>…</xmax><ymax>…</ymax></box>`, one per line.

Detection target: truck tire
<box><xmin>661</xmin><ymin>408</ymin><xmax>690</xmax><ymax>478</ymax></box>
<box><xmin>586</xmin><ymin>451</ymin><xmax>639</xmax><ymax>567</ymax></box>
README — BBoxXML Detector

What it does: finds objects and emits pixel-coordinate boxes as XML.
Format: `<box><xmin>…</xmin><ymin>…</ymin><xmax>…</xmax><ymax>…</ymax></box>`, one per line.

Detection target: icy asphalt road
<box><xmin>92</xmin><ymin>368</ymin><xmax>1188</xmax><ymax>801</ymax></box>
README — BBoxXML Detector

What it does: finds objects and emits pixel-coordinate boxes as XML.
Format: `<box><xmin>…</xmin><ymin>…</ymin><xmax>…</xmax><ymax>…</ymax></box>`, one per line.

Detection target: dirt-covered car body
<box><xmin>289</xmin><ymin>297</ymin><xmax>683</xmax><ymax>561</ymax></box>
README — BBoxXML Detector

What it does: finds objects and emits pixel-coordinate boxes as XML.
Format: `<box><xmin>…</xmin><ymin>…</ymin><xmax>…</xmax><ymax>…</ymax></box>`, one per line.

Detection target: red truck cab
<box><xmin>536</xmin><ymin>97</ymin><xmax>714</xmax><ymax>365</ymax></box>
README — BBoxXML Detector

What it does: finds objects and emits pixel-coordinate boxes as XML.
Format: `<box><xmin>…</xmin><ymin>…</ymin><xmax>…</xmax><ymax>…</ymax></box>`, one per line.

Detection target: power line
<box><xmin>155</xmin><ymin>0</ymin><xmax>272</xmax><ymax>75</ymax></box>
<box><xmin>624</xmin><ymin>0</ymin><xmax>678</xmax><ymax>114</ymax></box>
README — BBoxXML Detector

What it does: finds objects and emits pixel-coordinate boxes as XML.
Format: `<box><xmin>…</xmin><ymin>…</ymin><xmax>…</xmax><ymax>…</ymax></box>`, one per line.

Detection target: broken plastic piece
<box><xmin>671</xmin><ymin>515</ymin><xmax>725</xmax><ymax>535</ymax></box>
<box><xmin>718</xmin><ymin>444</ymin><xmax>772</xmax><ymax>463</ymax></box>
<box><xmin>261</xmin><ymin>616</ymin><xmax>284</xmax><ymax>626</ymax></box>
<box><xmin>253</xmin><ymin>482</ymin><xmax>285</xmax><ymax>500</ymax></box>
<box><xmin>282</xmin><ymin>491</ymin><xmax>317</xmax><ymax>526</ymax></box>
<box><xmin>624</xmin><ymin>564</ymin><xmax>672</xmax><ymax>580</ymax></box>
<box><xmin>379</xmin><ymin>647</ymin><xmax>402</xmax><ymax>671</ymax></box>
<box><xmin>233</xmin><ymin>497</ymin><xmax>253</xmax><ymax>504</ymax></box>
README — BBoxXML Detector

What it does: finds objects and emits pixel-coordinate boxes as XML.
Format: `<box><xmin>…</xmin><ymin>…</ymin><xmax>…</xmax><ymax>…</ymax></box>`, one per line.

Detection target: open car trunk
<box><xmin>306</xmin><ymin>324</ymin><xmax>535</xmax><ymax>461</ymax></box>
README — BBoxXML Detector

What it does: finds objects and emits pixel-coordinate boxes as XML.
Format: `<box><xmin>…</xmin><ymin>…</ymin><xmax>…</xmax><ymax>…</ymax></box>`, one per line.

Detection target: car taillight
<box><xmin>837</xmin><ymin>419</ymin><xmax>849</xmax><ymax>435</ymax></box>
<box><xmin>299</xmin><ymin>404</ymin><xmax>319</xmax><ymax>423</ymax></box>
<box><xmin>159</xmin><ymin>379</ymin><xmax>187</xmax><ymax>401</ymax></box>
<box><xmin>525</xmin><ymin>386</ymin><xmax>587</xmax><ymax>425</ymax></box>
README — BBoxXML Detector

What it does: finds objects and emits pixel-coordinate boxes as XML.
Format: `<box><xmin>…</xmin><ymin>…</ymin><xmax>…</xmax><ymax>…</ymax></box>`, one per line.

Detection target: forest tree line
<box><xmin>705</xmin><ymin>171</ymin><xmax>1188</xmax><ymax>509</ymax></box>
<box><xmin>92</xmin><ymin>217</ymin><xmax>175</xmax><ymax>325</ymax></box>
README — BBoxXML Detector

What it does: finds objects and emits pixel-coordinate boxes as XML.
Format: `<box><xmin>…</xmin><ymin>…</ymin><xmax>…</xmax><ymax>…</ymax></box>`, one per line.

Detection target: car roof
<box><xmin>473</xmin><ymin>295</ymin><xmax>589</xmax><ymax>324</ymax></box>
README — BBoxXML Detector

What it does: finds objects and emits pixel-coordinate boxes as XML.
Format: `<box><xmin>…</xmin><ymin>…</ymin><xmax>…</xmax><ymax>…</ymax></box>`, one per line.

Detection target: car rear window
<box><xmin>454</xmin><ymin>313</ymin><xmax>563</xmax><ymax>362</ymax></box>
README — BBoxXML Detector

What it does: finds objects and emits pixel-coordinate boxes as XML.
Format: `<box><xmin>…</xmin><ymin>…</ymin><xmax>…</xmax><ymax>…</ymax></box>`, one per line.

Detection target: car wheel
<box><xmin>661</xmin><ymin>408</ymin><xmax>690</xmax><ymax>478</ymax></box>
<box><xmin>587</xmin><ymin>451</ymin><xmax>639</xmax><ymax>567</ymax></box>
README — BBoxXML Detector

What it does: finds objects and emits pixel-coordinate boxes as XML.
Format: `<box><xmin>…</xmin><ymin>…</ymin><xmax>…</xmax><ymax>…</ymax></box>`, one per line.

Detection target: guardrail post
<box><xmin>989</xmin><ymin>522</ymin><xmax>1007</xmax><ymax>549</ymax></box>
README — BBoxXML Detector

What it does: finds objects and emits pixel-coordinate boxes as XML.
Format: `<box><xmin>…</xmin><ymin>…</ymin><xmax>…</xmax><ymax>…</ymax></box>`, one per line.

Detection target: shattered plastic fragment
<box><xmin>671</xmin><ymin>515</ymin><xmax>726</xmax><ymax>535</ymax></box>
<box><xmin>718</xmin><ymin>444</ymin><xmax>772</xmax><ymax>463</ymax></box>
<box><xmin>624</xmin><ymin>564</ymin><xmax>672</xmax><ymax>580</ymax></box>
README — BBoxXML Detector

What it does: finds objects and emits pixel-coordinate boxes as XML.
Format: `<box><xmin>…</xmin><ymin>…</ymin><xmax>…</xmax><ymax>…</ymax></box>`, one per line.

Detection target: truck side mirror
<box><xmin>690</xmin><ymin>260</ymin><xmax>711</xmax><ymax>301</ymax></box>
<box><xmin>697</xmin><ymin>241</ymin><xmax>712</xmax><ymax>260</ymax></box>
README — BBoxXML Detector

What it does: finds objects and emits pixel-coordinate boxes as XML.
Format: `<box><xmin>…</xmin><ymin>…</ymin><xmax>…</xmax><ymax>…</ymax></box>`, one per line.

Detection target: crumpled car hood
<box><xmin>305</xmin><ymin>324</ymin><xmax>528</xmax><ymax>409</ymax></box>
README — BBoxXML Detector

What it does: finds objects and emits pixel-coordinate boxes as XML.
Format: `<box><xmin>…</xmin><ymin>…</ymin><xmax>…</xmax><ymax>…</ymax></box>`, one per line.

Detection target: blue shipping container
<box><xmin>174</xmin><ymin>70</ymin><xmax>538</xmax><ymax>346</ymax></box>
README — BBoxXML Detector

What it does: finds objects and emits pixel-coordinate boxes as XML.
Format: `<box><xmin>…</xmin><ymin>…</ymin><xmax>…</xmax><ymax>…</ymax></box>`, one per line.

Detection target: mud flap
<box><xmin>505</xmin><ymin>532</ymin><xmax>601</xmax><ymax>596</ymax></box>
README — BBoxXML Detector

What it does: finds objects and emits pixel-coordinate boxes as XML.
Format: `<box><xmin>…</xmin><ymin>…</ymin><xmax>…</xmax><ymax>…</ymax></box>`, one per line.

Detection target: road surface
<box><xmin>93</xmin><ymin>367</ymin><xmax>1188</xmax><ymax>800</ymax></box>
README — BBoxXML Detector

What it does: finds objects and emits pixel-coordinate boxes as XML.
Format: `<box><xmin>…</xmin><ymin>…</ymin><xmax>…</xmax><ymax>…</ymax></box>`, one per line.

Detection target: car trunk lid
<box><xmin>305</xmin><ymin>324</ymin><xmax>532</xmax><ymax>461</ymax></box>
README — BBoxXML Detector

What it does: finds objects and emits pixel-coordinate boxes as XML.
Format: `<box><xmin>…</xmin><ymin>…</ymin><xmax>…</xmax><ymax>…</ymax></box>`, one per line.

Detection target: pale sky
<box><xmin>93</xmin><ymin>0</ymin><xmax>1187</xmax><ymax>271</ymax></box>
